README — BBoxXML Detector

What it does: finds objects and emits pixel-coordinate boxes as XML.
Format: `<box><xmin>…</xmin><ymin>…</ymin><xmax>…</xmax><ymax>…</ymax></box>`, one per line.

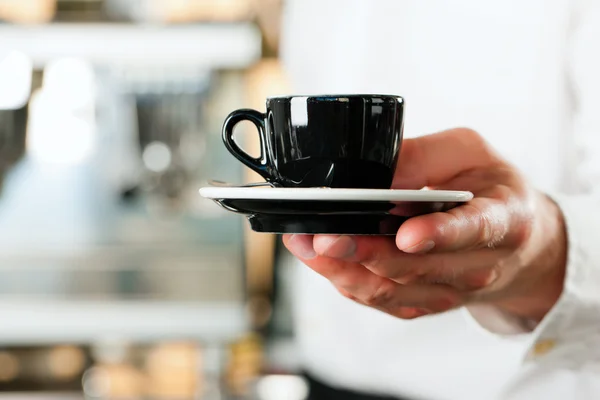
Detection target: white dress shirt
<box><xmin>279</xmin><ymin>1</ymin><xmax>600</xmax><ymax>399</ymax></box>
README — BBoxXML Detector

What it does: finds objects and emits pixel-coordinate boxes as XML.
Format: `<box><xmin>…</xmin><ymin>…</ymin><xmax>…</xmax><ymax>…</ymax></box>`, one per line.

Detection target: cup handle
<box><xmin>221</xmin><ymin>109</ymin><xmax>271</xmax><ymax>181</ymax></box>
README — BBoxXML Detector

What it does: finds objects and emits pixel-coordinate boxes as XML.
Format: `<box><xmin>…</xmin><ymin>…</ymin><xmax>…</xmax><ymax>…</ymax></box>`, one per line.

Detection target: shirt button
<box><xmin>531</xmin><ymin>339</ymin><xmax>557</xmax><ymax>357</ymax></box>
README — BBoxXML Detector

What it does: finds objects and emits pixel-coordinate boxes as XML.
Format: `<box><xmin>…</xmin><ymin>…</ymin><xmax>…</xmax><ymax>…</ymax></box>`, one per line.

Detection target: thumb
<box><xmin>392</xmin><ymin>128</ymin><xmax>503</xmax><ymax>189</ymax></box>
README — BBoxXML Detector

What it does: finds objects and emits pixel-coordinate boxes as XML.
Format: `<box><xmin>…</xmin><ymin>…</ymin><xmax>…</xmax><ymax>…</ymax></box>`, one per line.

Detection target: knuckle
<box><xmin>457</xmin><ymin>127</ymin><xmax>481</xmax><ymax>141</ymax></box>
<box><xmin>336</xmin><ymin>286</ymin><xmax>356</xmax><ymax>300</ymax></box>
<box><xmin>514</xmin><ymin>213</ymin><xmax>534</xmax><ymax>246</ymax></box>
<box><xmin>508</xmin><ymin>190</ymin><xmax>537</xmax><ymax>247</ymax></box>
<box><xmin>394</xmin><ymin>272</ymin><xmax>421</xmax><ymax>285</ymax></box>
<box><xmin>364</xmin><ymin>280</ymin><xmax>395</xmax><ymax>307</ymax></box>
<box><xmin>459</xmin><ymin>201</ymin><xmax>508</xmax><ymax>249</ymax></box>
<box><xmin>411</xmin><ymin>256</ymin><xmax>452</xmax><ymax>285</ymax></box>
<box><xmin>461</xmin><ymin>269</ymin><xmax>497</xmax><ymax>290</ymax></box>
<box><xmin>361</xmin><ymin>250</ymin><xmax>384</xmax><ymax>270</ymax></box>
<box><xmin>448</xmin><ymin>204</ymin><xmax>479</xmax><ymax>248</ymax></box>
<box><xmin>443</xmin><ymin>209</ymin><xmax>465</xmax><ymax>243</ymax></box>
<box><xmin>491</xmin><ymin>184</ymin><xmax>513</xmax><ymax>203</ymax></box>
<box><xmin>455</xmin><ymin>127</ymin><xmax>501</xmax><ymax>161</ymax></box>
<box><xmin>367</xmin><ymin>259</ymin><xmax>408</xmax><ymax>281</ymax></box>
<box><xmin>477</xmin><ymin>211</ymin><xmax>494</xmax><ymax>247</ymax></box>
<box><xmin>457</xmin><ymin>127</ymin><xmax>484</xmax><ymax>148</ymax></box>
<box><xmin>395</xmin><ymin>307</ymin><xmax>430</xmax><ymax>320</ymax></box>
<box><xmin>479</xmin><ymin>211</ymin><xmax>506</xmax><ymax>249</ymax></box>
<box><xmin>360</xmin><ymin>246</ymin><xmax>411</xmax><ymax>281</ymax></box>
<box><xmin>427</xmin><ymin>259</ymin><xmax>458</xmax><ymax>284</ymax></box>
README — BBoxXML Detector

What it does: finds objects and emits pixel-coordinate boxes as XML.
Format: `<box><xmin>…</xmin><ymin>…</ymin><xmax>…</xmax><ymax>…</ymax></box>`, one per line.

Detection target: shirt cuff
<box><xmin>463</xmin><ymin>194</ymin><xmax>600</xmax><ymax>357</ymax></box>
<box><xmin>462</xmin><ymin>304</ymin><xmax>536</xmax><ymax>336</ymax></box>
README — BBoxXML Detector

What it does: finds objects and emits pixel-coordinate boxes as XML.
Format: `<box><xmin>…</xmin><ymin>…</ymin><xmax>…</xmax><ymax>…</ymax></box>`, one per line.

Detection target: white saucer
<box><xmin>199</xmin><ymin>186</ymin><xmax>474</xmax><ymax>202</ymax></box>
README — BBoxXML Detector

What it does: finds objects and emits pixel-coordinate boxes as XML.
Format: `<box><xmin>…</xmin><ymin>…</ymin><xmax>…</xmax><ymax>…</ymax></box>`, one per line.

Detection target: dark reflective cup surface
<box><xmin>222</xmin><ymin>95</ymin><xmax>404</xmax><ymax>188</ymax></box>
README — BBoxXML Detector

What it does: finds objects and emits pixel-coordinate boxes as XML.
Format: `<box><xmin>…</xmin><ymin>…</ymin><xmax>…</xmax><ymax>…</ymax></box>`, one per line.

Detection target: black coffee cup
<box><xmin>222</xmin><ymin>95</ymin><xmax>404</xmax><ymax>189</ymax></box>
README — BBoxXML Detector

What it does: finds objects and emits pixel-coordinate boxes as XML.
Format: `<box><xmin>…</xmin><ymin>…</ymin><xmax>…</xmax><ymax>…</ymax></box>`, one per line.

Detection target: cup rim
<box><xmin>266</xmin><ymin>94</ymin><xmax>404</xmax><ymax>102</ymax></box>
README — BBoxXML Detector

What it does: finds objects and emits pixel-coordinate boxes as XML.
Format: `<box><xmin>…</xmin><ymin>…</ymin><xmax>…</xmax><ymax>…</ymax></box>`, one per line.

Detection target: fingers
<box><xmin>287</xmin><ymin>234</ymin><xmax>503</xmax><ymax>290</ymax></box>
<box><xmin>312</xmin><ymin>235</ymin><xmax>504</xmax><ymax>290</ymax></box>
<box><xmin>283</xmin><ymin>235</ymin><xmax>462</xmax><ymax>315</ymax></box>
<box><xmin>335</xmin><ymin>287</ymin><xmax>439</xmax><ymax>320</ymax></box>
<box><xmin>393</xmin><ymin>128</ymin><xmax>504</xmax><ymax>189</ymax></box>
<box><xmin>283</xmin><ymin>234</ymin><xmax>316</xmax><ymax>259</ymax></box>
<box><xmin>280</xmin><ymin>129</ymin><xmax>525</xmax><ymax>320</ymax></box>
<box><xmin>396</xmin><ymin>195</ymin><xmax>518</xmax><ymax>252</ymax></box>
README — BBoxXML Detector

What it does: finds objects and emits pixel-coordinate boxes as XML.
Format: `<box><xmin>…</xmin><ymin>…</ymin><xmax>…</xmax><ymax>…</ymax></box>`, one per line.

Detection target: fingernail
<box><xmin>317</xmin><ymin>235</ymin><xmax>356</xmax><ymax>258</ymax></box>
<box><xmin>402</xmin><ymin>240</ymin><xmax>435</xmax><ymax>254</ymax></box>
<box><xmin>287</xmin><ymin>234</ymin><xmax>316</xmax><ymax>259</ymax></box>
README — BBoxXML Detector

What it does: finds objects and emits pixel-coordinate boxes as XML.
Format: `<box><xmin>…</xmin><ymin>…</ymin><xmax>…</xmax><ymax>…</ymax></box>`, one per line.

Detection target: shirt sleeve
<box><xmin>465</xmin><ymin>0</ymin><xmax>600</xmax><ymax>398</ymax></box>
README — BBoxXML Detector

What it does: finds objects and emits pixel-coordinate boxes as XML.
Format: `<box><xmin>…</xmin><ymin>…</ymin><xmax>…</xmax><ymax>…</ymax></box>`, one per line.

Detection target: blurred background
<box><xmin>0</xmin><ymin>0</ymin><xmax>301</xmax><ymax>399</ymax></box>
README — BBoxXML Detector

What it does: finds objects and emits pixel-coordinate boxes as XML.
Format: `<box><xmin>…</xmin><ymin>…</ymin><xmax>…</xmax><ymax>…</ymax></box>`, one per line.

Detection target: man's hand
<box><xmin>283</xmin><ymin>128</ymin><xmax>567</xmax><ymax>322</ymax></box>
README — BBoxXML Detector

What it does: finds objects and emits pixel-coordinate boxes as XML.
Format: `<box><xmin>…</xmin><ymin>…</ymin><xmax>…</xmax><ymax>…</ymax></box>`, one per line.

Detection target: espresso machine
<box><xmin>0</xmin><ymin>14</ymin><xmax>267</xmax><ymax>397</ymax></box>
